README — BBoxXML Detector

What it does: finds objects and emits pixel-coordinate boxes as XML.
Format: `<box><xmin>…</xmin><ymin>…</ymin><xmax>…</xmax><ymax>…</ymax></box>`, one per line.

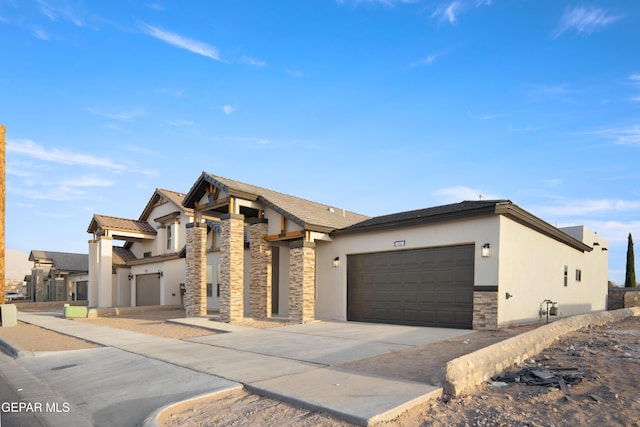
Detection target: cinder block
<box><xmin>0</xmin><ymin>304</ymin><xmax>18</xmax><ymax>327</ymax></box>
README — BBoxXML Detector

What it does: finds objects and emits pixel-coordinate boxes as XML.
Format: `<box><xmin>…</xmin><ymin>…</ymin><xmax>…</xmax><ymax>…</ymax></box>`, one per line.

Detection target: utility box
<box><xmin>64</xmin><ymin>305</ymin><xmax>88</xmax><ymax>318</ymax></box>
<box><xmin>0</xmin><ymin>304</ymin><xmax>18</xmax><ymax>327</ymax></box>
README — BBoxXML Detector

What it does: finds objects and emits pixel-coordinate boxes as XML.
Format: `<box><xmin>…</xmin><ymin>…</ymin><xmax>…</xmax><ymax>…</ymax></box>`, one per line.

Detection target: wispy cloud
<box><xmin>166</xmin><ymin>119</ymin><xmax>195</xmax><ymax>127</ymax></box>
<box><xmin>467</xmin><ymin>110</ymin><xmax>511</xmax><ymax>120</ymax></box>
<box><xmin>522</xmin><ymin>83</ymin><xmax>577</xmax><ymax>103</ymax></box>
<box><xmin>407</xmin><ymin>54</ymin><xmax>437</xmax><ymax>67</ymax></box>
<box><xmin>430</xmin><ymin>0</ymin><xmax>492</xmax><ymax>25</ymax></box>
<box><xmin>431</xmin><ymin>2</ymin><xmax>462</xmax><ymax>24</ymax></box>
<box><xmin>553</xmin><ymin>6</ymin><xmax>621</xmax><ymax>39</ymax></box>
<box><xmin>59</xmin><ymin>175</ymin><xmax>115</xmax><ymax>188</ymax></box>
<box><xmin>145</xmin><ymin>3</ymin><xmax>165</xmax><ymax>11</ymax></box>
<box><xmin>240</xmin><ymin>56</ymin><xmax>266</xmax><ymax>67</ymax></box>
<box><xmin>7</xmin><ymin>139</ymin><xmax>125</xmax><ymax>171</ymax></box>
<box><xmin>285</xmin><ymin>67</ymin><xmax>303</xmax><ymax>78</ymax></box>
<box><xmin>433</xmin><ymin>185</ymin><xmax>502</xmax><ymax>203</ymax></box>
<box><xmin>223</xmin><ymin>105</ymin><xmax>234</xmax><ymax>115</ymax></box>
<box><xmin>586</xmin><ymin>126</ymin><xmax>640</xmax><ymax>146</ymax></box>
<box><xmin>157</xmin><ymin>87</ymin><xmax>184</xmax><ymax>98</ymax></box>
<box><xmin>139</xmin><ymin>23</ymin><xmax>221</xmax><ymax>61</ymax></box>
<box><xmin>86</xmin><ymin>107</ymin><xmax>145</xmax><ymax>121</ymax></box>
<box><xmin>531</xmin><ymin>199</ymin><xmax>640</xmax><ymax>218</ymax></box>
<box><xmin>31</xmin><ymin>27</ymin><xmax>50</xmax><ymax>40</ymax></box>
<box><xmin>37</xmin><ymin>0</ymin><xmax>86</xmax><ymax>27</ymax></box>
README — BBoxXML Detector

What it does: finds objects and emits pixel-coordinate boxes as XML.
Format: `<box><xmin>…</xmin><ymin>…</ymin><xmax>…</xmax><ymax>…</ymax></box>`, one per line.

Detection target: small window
<box><xmin>564</xmin><ymin>266</ymin><xmax>568</xmax><ymax>287</ymax></box>
<box><xmin>143</xmin><ymin>251</ymin><xmax>152</xmax><ymax>258</ymax></box>
<box><xmin>207</xmin><ymin>283</ymin><xmax>213</xmax><ymax>297</ymax></box>
<box><xmin>166</xmin><ymin>224</ymin><xmax>173</xmax><ymax>251</ymax></box>
<box><xmin>217</xmin><ymin>283</ymin><xmax>220</xmax><ymax>297</ymax></box>
<box><xmin>576</xmin><ymin>269</ymin><xmax>582</xmax><ymax>282</ymax></box>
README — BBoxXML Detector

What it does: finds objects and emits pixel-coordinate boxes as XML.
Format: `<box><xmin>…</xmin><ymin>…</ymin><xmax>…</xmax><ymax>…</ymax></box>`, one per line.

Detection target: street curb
<box><xmin>141</xmin><ymin>384</ymin><xmax>244</xmax><ymax>427</ymax></box>
<box><xmin>434</xmin><ymin>307</ymin><xmax>640</xmax><ymax>396</ymax></box>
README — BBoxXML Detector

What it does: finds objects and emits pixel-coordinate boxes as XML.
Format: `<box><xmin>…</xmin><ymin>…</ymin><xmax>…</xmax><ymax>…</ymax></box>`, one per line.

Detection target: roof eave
<box><xmin>494</xmin><ymin>202</ymin><xmax>592</xmax><ymax>252</ymax></box>
<box><xmin>335</xmin><ymin>205</ymin><xmax>498</xmax><ymax>235</ymax></box>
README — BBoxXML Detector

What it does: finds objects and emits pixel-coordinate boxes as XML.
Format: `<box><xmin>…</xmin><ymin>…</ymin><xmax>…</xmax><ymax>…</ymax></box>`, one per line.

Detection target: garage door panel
<box><xmin>348</xmin><ymin>245</ymin><xmax>474</xmax><ymax>329</ymax></box>
<box><xmin>136</xmin><ymin>274</ymin><xmax>160</xmax><ymax>306</ymax></box>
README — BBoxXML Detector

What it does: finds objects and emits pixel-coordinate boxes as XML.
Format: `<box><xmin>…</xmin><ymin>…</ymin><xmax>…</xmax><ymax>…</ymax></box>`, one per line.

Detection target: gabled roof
<box><xmin>339</xmin><ymin>200</ymin><xmax>592</xmax><ymax>252</ymax></box>
<box><xmin>87</xmin><ymin>214</ymin><xmax>157</xmax><ymax>235</ymax></box>
<box><xmin>139</xmin><ymin>188</ymin><xmax>193</xmax><ymax>222</ymax></box>
<box><xmin>29</xmin><ymin>250</ymin><xmax>89</xmax><ymax>273</ymax></box>
<box><xmin>183</xmin><ymin>172</ymin><xmax>370</xmax><ymax>233</ymax></box>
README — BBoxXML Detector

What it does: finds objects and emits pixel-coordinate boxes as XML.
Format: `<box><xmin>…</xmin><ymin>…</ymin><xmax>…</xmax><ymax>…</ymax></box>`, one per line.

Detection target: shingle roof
<box><xmin>28</xmin><ymin>250</ymin><xmax>89</xmax><ymax>273</ymax></box>
<box><xmin>139</xmin><ymin>188</ymin><xmax>193</xmax><ymax>222</ymax></box>
<box><xmin>87</xmin><ymin>214</ymin><xmax>157</xmax><ymax>235</ymax></box>
<box><xmin>184</xmin><ymin>172</ymin><xmax>370</xmax><ymax>233</ymax></box>
<box><xmin>339</xmin><ymin>200</ymin><xmax>508</xmax><ymax>234</ymax></box>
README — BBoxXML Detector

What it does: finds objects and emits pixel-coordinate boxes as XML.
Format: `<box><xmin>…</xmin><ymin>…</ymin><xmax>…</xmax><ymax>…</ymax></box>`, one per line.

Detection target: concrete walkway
<box><xmin>4</xmin><ymin>313</ymin><xmax>474</xmax><ymax>426</ymax></box>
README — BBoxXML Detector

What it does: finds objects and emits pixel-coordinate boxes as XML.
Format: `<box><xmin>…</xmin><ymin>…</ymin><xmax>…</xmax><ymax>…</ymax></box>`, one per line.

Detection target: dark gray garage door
<box><xmin>136</xmin><ymin>273</ymin><xmax>160</xmax><ymax>306</ymax></box>
<box><xmin>347</xmin><ymin>245</ymin><xmax>474</xmax><ymax>329</ymax></box>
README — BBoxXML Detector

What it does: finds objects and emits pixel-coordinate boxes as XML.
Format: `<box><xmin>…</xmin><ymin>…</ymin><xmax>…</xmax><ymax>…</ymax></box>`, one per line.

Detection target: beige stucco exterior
<box><xmin>314</xmin><ymin>215</ymin><xmax>607</xmax><ymax>328</ymax></box>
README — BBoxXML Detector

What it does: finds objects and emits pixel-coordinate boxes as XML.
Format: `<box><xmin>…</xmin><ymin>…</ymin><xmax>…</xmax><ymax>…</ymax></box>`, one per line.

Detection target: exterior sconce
<box><xmin>481</xmin><ymin>243</ymin><xmax>491</xmax><ymax>258</ymax></box>
<box><xmin>157</xmin><ymin>270</ymin><xmax>164</xmax><ymax>278</ymax></box>
<box><xmin>128</xmin><ymin>274</ymin><xmax>134</xmax><ymax>281</ymax></box>
<box><xmin>505</xmin><ymin>292</ymin><xmax>513</xmax><ymax>300</ymax></box>
<box><xmin>332</xmin><ymin>257</ymin><xmax>340</xmax><ymax>268</ymax></box>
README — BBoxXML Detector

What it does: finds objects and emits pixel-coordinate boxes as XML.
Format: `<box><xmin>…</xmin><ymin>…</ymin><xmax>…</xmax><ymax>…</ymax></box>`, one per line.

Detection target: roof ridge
<box><xmin>210</xmin><ymin>173</ymin><xmax>367</xmax><ymax>216</ymax></box>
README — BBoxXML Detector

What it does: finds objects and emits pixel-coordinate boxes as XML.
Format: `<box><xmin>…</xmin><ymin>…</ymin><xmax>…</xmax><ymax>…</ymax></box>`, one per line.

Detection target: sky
<box><xmin>1</xmin><ymin>0</ymin><xmax>639</xmax><ymax>284</ymax></box>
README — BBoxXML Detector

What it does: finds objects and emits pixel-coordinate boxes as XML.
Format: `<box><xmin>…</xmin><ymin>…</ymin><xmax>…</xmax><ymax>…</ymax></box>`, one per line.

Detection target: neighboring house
<box><xmin>181</xmin><ymin>172</ymin><xmax>608</xmax><ymax>330</ymax></box>
<box><xmin>87</xmin><ymin>189</ymin><xmax>193</xmax><ymax>308</ymax></box>
<box><xmin>28</xmin><ymin>250</ymin><xmax>89</xmax><ymax>302</ymax></box>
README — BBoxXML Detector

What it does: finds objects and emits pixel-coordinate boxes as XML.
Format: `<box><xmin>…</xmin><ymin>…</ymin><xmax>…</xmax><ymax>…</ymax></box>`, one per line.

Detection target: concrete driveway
<box><xmin>6</xmin><ymin>313</ymin><xmax>474</xmax><ymax>426</ymax></box>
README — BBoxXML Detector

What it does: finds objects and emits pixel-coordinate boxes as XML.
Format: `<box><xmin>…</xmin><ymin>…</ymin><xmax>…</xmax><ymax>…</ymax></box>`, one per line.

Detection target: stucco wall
<box><xmin>130</xmin><ymin>258</ymin><xmax>185</xmax><ymax>307</ymax></box>
<box><xmin>497</xmin><ymin>218</ymin><xmax>607</xmax><ymax>326</ymax></box>
<box><xmin>315</xmin><ymin>216</ymin><xmax>501</xmax><ymax>322</ymax></box>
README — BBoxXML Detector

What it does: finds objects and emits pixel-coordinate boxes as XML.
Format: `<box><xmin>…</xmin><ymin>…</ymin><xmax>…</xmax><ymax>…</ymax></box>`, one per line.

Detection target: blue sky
<box><xmin>1</xmin><ymin>0</ymin><xmax>639</xmax><ymax>284</ymax></box>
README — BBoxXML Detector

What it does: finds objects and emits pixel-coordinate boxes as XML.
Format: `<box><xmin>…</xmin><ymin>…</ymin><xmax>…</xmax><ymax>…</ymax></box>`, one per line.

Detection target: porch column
<box><xmin>289</xmin><ymin>241</ymin><xmax>316</xmax><ymax>323</ymax></box>
<box><xmin>249</xmin><ymin>218</ymin><xmax>272</xmax><ymax>318</ymax></box>
<box><xmin>185</xmin><ymin>222</ymin><xmax>207</xmax><ymax>317</ymax></box>
<box><xmin>97</xmin><ymin>236</ymin><xmax>113</xmax><ymax>308</ymax></box>
<box><xmin>220</xmin><ymin>213</ymin><xmax>245</xmax><ymax>323</ymax></box>
<box><xmin>54</xmin><ymin>276</ymin><xmax>65</xmax><ymax>301</ymax></box>
<box><xmin>88</xmin><ymin>240</ymin><xmax>98</xmax><ymax>307</ymax></box>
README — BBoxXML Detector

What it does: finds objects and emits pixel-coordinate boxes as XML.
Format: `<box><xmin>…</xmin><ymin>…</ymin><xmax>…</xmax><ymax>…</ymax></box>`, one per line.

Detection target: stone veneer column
<box><xmin>289</xmin><ymin>241</ymin><xmax>316</xmax><ymax>323</ymax></box>
<box><xmin>220</xmin><ymin>213</ymin><xmax>245</xmax><ymax>323</ymax></box>
<box><xmin>473</xmin><ymin>290</ymin><xmax>498</xmax><ymax>330</ymax></box>
<box><xmin>185</xmin><ymin>222</ymin><xmax>207</xmax><ymax>317</ymax></box>
<box><xmin>249</xmin><ymin>218</ymin><xmax>272</xmax><ymax>318</ymax></box>
<box><xmin>55</xmin><ymin>277</ymin><xmax>65</xmax><ymax>301</ymax></box>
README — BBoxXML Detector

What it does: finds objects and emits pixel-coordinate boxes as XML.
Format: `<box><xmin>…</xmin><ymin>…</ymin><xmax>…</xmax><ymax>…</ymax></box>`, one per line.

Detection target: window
<box><xmin>208</xmin><ymin>222</ymin><xmax>221</xmax><ymax>251</ymax></box>
<box><xmin>564</xmin><ymin>266</ymin><xmax>568</xmax><ymax>287</ymax></box>
<box><xmin>143</xmin><ymin>251</ymin><xmax>152</xmax><ymax>258</ymax></box>
<box><xmin>576</xmin><ymin>269</ymin><xmax>582</xmax><ymax>282</ymax></box>
<box><xmin>166</xmin><ymin>225</ymin><xmax>173</xmax><ymax>251</ymax></box>
<box><xmin>207</xmin><ymin>283</ymin><xmax>213</xmax><ymax>297</ymax></box>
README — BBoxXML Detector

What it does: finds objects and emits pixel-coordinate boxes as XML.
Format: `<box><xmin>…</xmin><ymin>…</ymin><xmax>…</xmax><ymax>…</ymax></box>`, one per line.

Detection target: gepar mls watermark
<box><xmin>1</xmin><ymin>401</ymin><xmax>71</xmax><ymax>425</ymax></box>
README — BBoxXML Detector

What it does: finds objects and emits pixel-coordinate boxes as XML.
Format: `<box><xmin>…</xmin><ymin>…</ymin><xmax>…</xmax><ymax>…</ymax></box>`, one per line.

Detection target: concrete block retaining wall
<box><xmin>434</xmin><ymin>307</ymin><xmax>640</xmax><ymax>396</ymax></box>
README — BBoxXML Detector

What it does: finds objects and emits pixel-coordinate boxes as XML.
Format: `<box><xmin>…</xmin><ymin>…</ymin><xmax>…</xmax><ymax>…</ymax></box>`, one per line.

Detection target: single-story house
<box><xmin>179</xmin><ymin>172</ymin><xmax>608</xmax><ymax>329</ymax></box>
<box><xmin>87</xmin><ymin>188</ymin><xmax>193</xmax><ymax>308</ymax></box>
<box><xmin>28</xmin><ymin>250</ymin><xmax>89</xmax><ymax>302</ymax></box>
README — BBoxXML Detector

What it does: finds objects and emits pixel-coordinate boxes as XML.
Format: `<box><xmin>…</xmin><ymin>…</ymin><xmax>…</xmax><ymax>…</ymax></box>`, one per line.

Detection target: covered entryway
<box><xmin>347</xmin><ymin>244</ymin><xmax>474</xmax><ymax>329</ymax></box>
<box><xmin>136</xmin><ymin>273</ymin><xmax>160</xmax><ymax>306</ymax></box>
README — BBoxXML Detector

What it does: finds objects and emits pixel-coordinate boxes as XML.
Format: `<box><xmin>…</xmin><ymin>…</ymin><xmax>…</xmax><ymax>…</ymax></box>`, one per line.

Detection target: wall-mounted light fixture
<box><xmin>505</xmin><ymin>292</ymin><xmax>513</xmax><ymax>300</ymax></box>
<box><xmin>332</xmin><ymin>257</ymin><xmax>340</xmax><ymax>268</ymax></box>
<box><xmin>128</xmin><ymin>273</ymin><xmax>134</xmax><ymax>281</ymax></box>
<box><xmin>481</xmin><ymin>243</ymin><xmax>491</xmax><ymax>258</ymax></box>
<box><xmin>157</xmin><ymin>270</ymin><xmax>164</xmax><ymax>278</ymax></box>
